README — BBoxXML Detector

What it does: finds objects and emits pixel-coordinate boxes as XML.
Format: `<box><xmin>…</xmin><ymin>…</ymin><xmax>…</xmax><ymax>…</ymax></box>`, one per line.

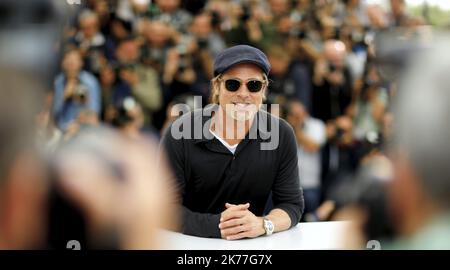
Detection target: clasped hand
<box><xmin>219</xmin><ymin>203</ymin><xmax>265</xmax><ymax>240</ymax></box>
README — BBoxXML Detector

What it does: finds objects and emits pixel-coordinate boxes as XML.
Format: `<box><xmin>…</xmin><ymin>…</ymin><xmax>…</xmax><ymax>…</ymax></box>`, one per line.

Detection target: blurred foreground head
<box><xmin>0</xmin><ymin>0</ymin><xmax>68</xmax><ymax>82</ymax></box>
<box><xmin>52</xmin><ymin>127</ymin><xmax>179</xmax><ymax>249</ymax></box>
<box><xmin>0</xmin><ymin>0</ymin><xmax>179</xmax><ymax>249</ymax></box>
<box><xmin>389</xmin><ymin>32</ymin><xmax>450</xmax><ymax>248</ymax></box>
<box><xmin>0</xmin><ymin>70</ymin><xmax>49</xmax><ymax>249</ymax></box>
<box><xmin>0</xmin><ymin>0</ymin><xmax>68</xmax><ymax>249</ymax></box>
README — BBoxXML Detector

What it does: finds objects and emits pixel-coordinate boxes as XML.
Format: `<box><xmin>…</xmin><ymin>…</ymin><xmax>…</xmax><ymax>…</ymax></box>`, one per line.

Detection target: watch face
<box><xmin>264</xmin><ymin>219</ymin><xmax>274</xmax><ymax>234</ymax></box>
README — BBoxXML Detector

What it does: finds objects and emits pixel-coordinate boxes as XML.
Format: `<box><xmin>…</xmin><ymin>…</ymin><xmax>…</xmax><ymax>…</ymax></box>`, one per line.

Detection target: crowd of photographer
<box><xmin>45</xmin><ymin>0</ymin><xmax>423</xmax><ymax>219</ymax></box>
<box><xmin>21</xmin><ymin>0</ymin><xmax>445</xmax><ymax>249</ymax></box>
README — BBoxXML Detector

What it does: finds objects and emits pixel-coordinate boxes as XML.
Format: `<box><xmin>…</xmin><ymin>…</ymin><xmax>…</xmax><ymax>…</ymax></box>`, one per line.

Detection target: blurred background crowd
<box><xmin>47</xmin><ymin>0</ymin><xmax>422</xmax><ymax>216</ymax></box>
<box><xmin>1</xmin><ymin>0</ymin><xmax>450</xmax><ymax>249</ymax></box>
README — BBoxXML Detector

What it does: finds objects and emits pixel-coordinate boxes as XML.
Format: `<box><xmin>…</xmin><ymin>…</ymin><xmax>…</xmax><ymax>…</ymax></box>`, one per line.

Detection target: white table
<box><xmin>160</xmin><ymin>221</ymin><xmax>351</xmax><ymax>250</ymax></box>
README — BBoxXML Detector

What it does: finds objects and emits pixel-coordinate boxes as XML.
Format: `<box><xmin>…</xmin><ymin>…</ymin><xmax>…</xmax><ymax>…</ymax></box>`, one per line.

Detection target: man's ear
<box><xmin>210</xmin><ymin>78</ymin><xmax>221</xmax><ymax>104</ymax></box>
<box><xmin>213</xmin><ymin>78</ymin><xmax>221</xmax><ymax>91</ymax></box>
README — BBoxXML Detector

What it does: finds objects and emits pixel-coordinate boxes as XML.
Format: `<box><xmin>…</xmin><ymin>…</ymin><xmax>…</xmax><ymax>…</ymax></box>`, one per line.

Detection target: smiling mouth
<box><xmin>232</xmin><ymin>102</ymin><xmax>252</xmax><ymax>108</ymax></box>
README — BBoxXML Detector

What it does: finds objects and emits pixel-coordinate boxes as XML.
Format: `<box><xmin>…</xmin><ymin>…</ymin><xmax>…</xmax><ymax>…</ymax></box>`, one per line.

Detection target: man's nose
<box><xmin>236</xmin><ymin>83</ymin><xmax>251</xmax><ymax>98</ymax></box>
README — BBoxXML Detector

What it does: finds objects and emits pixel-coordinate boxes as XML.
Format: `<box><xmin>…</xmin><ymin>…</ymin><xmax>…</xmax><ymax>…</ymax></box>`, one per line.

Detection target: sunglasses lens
<box><xmin>246</xmin><ymin>80</ymin><xmax>263</xmax><ymax>92</ymax></box>
<box><xmin>224</xmin><ymin>79</ymin><xmax>241</xmax><ymax>92</ymax></box>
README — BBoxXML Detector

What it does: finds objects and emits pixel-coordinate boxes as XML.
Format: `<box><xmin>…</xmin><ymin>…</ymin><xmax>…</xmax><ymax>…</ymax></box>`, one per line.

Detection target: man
<box><xmin>267</xmin><ymin>45</ymin><xmax>312</xmax><ymax>112</ymax></box>
<box><xmin>53</xmin><ymin>48</ymin><xmax>101</xmax><ymax>131</ymax></box>
<box><xmin>312</xmin><ymin>39</ymin><xmax>353</xmax><ymax>123</ymax></box>
<box><xmin>189</xmin><ymin>12</ymin><xmax>226</xmax><ymax>58</ymax></box>
<box><xmin>0</xmin><ymin>70</ymin><xmax>49</xmax><ymax>249</ymax></box>
<box><xmin>113</xmin><ymin>37</ymin><xmax>162</xmax><ymax>129</ymax></box>
<box><xmin>162</xmin><ymin>45</ymin><xmax>304</xmax><ymax>239</ymax></box>
<box><xmin>152</xmin><ymin>0</ymin><xmax>193</xmax><ymax>34</ymax></box>
<box><xmin>70</xmin><ymin>9</ymin><xmax>106</xmax><ymax>75</ymax></box>
<box><xmin>0</xmin><ymin>0</ymin><xmax>176</xmax><ymax>250</ymax></box>
<box><xmin>285</xmin><ymin>100</ymin><xmax>326</xmax><ymax>218</ymax></box>
<box><xmin>386</xmin><ymin>38</ymin><xmax>450</xmax><ymax>249</ymax></box>
<box><xmin>312</xmin><ymin>40</ymin><xmax>354</xmax><ymax>201</ymax></box>
<box><xmin>51</xmin><ymin>126</ymin><xmax>179</xmax><ymax>249</ymax></box>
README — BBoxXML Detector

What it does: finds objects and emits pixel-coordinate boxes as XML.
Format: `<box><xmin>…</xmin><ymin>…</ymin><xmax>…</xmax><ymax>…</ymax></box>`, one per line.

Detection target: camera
<box><xmin>175</xmin><ymin>43</ymin><xmax>189</xmax><ymax>72</ymax></box>
<box><xmin>197</xmin><ymin>38</ymin><xmax>208</xmax><ymax>50</ymax></box>
<box><xmin>240</xmin><ymin>4</ymin><xmax>251</xmax><ymax>23</ymax></box>
<box><xmin>360</xmin><ymin>131</ymin><xmax>382</xmax><ymax>157</ymax></box>
<box><xmin>74</xmin><ymin>84</ymin><xmax>88</xmax><ymax>104</ymax></box>
<box><xmin>111</xmin><ymin>97</ymin><xmax>138</xmax><ymax>128</ymax></box>
<box><xmin>176</xmin><ymin>43</ymin><xmax>187</xmax><ymax>55</ymax></box>
<box><xmin>297</xmin><ymin>29</ymin><xmax>307</xmax><ymax>40</ymax></box>
<box><xmin>118</xmin><ymin>62</ymin><xmax>135</xmax><ymax>72</ymax></box>
<box><xmin>329</xmin><ymin>62</ymin><xmax>337</xmax><ymax>72</ymax></box>
<box><xmin>210</xmin><ymin>11</ymin><xmax>221</xmax><ymax>28</ymax></box>
<box><xmin>335</xmin><ymin>126</ymin><xmax>345</xmax><ymax>139</ymax></box>
<box><xmin>351</xmin><ymin>30</ymin><xmax>365</xmax><ymax>44</ymax></box>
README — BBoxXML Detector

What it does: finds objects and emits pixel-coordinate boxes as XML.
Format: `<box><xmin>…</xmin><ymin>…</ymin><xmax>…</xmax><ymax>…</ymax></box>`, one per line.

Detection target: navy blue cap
<box><xmin>213</xmin><ymin>45</ymin><xmax>271</xmax><ymax>76</ymax></box>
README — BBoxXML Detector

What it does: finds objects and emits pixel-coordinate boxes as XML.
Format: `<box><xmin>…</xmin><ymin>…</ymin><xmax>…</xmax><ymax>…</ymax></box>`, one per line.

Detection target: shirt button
<box><xmin>233</xmin><ymin>156</ymin><xmax>236</xmax><ymax>160</ymax></box>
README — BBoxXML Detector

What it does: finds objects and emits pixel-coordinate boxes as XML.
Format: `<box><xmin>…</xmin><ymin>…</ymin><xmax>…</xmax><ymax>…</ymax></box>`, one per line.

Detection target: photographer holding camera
<box><xmin>112</xmin><ymin>37</ymin><xmax>162</xmax><ymax>129</ymax></box>
<box><xmin>312</xmin><ymin>39</ymin><xmax>353</xmax><ymax>122</ymax></box>
<box><xmin>110</xmin><ymin>97</ymin><xmax>145</xmax><ymax>139</ymax></box>
<box><xmin>190</xmin><ymin>12</ymin><xmax>226</xmax><ymax>59</ymax></box>
<box><xmin>285</xmin><ymin>100</ymin><xmax>326</xmax><ymax>218</ymax></box>
<box><xmin>184</xmin><ymin>12</ymin><xmax>226</xmax><ymax>100</ymax></box>
<box><xmin>53</xmin><ymin>48</ymin><xmax>101</xmax><ymax>131</ymax></box>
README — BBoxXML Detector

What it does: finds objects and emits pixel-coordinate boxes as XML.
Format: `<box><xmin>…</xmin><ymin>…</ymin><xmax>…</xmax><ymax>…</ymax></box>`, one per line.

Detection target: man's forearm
<box><xmin>182</xmin><ymin>207</ymin><xmax>222</xmax><ymax>238</ymax></box>
<box><xmin>265</xmin><ymin>208</ymin><xmax>292</xmax><ymax>233</ymax></box>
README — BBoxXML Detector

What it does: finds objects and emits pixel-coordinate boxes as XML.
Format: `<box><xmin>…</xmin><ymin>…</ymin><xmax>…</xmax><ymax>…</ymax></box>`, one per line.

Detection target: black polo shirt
<box><xmin>161</xmin><ymin>106</ymin><xmax>304</xmax><ymax>238</ymax></box>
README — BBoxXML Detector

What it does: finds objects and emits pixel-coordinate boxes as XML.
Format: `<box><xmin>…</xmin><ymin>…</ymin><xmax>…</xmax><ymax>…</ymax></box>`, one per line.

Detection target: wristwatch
<box><xmin>263</xmin><ymin>217</ymin><xmax>274</xmax><ymax>236</ymax></box>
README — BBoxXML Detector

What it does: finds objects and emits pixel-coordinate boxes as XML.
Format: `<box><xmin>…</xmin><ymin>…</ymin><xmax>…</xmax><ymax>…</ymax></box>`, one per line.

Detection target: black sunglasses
<box><xmin>221</xmin><ymin>78</ymin><xmax>266</xmax><ymax>93</ymax></box>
